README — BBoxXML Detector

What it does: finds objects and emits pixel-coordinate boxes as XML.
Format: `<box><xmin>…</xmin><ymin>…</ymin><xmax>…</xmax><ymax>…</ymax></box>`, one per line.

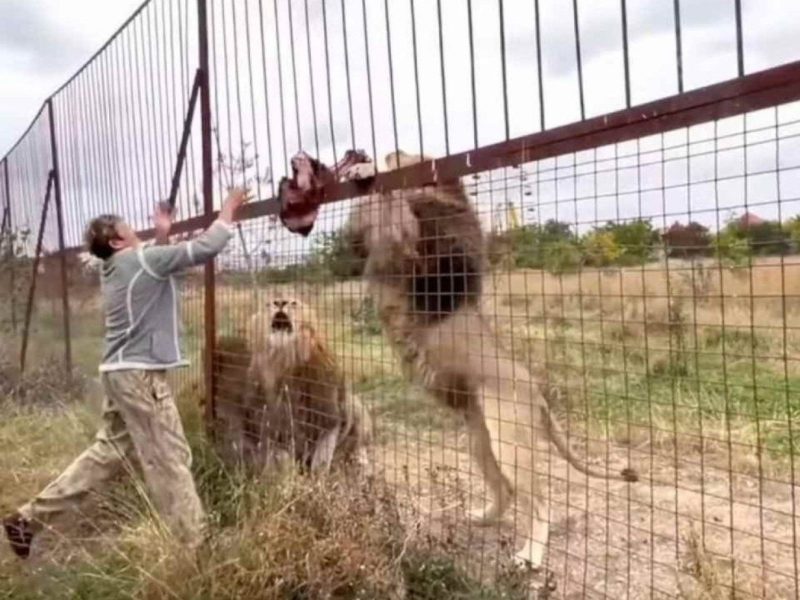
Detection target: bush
<box><xmin>593</xmin><ymin>219</ymin><xmax>659</xmax><ymax>265</ymax></box>
<box><xmin>662</xmin><ymin>221</ymin><xmax>712</xmax><ymax>258</ymax></box>
<box><xmin>714</xmin><ymin>227</ymin><xmax>750</xmax><ymax>265</ymax></box>
<box><xmin>582</xmin><ymin>230</ymin><xmax>622</xmax><ymax>267</ymax></box>
<box><xmin>309</xmin><ymin>230</ymin><xmax>366</xmax><ymax>279</ymax></box>
<box><xmin>506</xmin><ymin>220</ymin><xmax>582</xmax><ymax>273</ymax></box>
<box><xmin>714</xmin><ymin>216</ymin><xmax>790</xmax><ymax>263</ymax></box>
<box><xmin>785</xmin><ymin>216</ymin><xmax>800</xmax><ymax>251</ymax></box>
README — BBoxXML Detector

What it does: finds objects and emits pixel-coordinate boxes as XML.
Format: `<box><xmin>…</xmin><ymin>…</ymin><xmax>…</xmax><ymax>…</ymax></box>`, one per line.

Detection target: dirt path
<box><xmin>376</xmin><ymin>430</ymin><xmax>800</xmax><ymax>598</ymax></box>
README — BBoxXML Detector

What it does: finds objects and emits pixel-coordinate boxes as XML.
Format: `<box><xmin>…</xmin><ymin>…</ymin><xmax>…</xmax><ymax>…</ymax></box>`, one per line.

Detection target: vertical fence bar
<box><xmin>197</xmin><ymin>0</ymin><xmax>217</xmax><ymax>430</ymax></box>
<box><xmin>47</xmin><ymin>98</ymin><xmax>73</xmax><ymax>378</ymax></box>
<box><xmin>20</xmin><ymin>173</ymin><xmax>54</xmax><ymax>374</ymax></box>
<box><xmin>2</xmin><ymin>158</ymin><xmax>16</xmax><ymax>333</ymax></box>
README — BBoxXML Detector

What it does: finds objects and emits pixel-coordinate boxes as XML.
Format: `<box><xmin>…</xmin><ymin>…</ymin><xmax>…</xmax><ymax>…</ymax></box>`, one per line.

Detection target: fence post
<box><xmin>20</xmin><ymin>173</ymin><xmax>54</xmax><ymax>374</ymax></box>
<box><xmin>46</xmin><ymin>98</ymin><xmax>72</xmax><ymax>379</ymax></box>
<box><xmin>2</xmin><ymin>158</ymin><xmax>15</xmax><ymax>333</ymax></box>
<box><xmin>197</xmin><ymin>0</ymin><xmax>217</xmax><ymax>432</ymax></box>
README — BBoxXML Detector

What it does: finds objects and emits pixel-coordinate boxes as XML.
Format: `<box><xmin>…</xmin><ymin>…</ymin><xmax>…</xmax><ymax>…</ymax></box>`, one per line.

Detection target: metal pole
<box><xmin>20</xmin><ymin>173</ymin><xmax>54</xmax><ymax>374</ymax></box>
<box><xmin>47</xmin><ymin>98</ymin><xmax>73</xmax><ymax>378</ymax></box>
<box><xmin>167</xmin><ymin>70</ymin><xmax>202</xmax><ymax>210</ymax></box>
<box><xmin>197</xmin><ymin>0</ymin><xmax>217</xmax><ymax>431</ymax></box>
<box><xmin>2</xmin><ymin>159</ymin><xmax>16</xmax><ymax>333</ymax></box>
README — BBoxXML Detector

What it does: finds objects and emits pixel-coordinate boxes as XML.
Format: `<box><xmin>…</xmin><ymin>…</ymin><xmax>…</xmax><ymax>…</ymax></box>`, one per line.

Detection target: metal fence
<box><xmin>2</xmin><ymin>0</ymin><xmax>800</xmax><ymax>596</ymax></box>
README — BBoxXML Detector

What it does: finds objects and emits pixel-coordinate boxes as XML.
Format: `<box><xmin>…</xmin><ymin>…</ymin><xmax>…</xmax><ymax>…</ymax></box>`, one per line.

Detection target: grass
<box><xmin>9</xmin><ymin>256</ymin><xmax>798</xmax><ymax>469</ymax></box>
<box><xmin>0</xmin><ymin>360</ymin><xmax>528</xmax><ymax>599</ymax></box>
<box><xmin>3</xmin><ymin>256</ymin><xmax>800</xmax><ymax>595</ymax></box>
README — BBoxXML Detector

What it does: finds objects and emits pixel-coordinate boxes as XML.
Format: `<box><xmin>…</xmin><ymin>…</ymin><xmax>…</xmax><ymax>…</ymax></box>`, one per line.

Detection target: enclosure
<box><xmin>2</xmin><ymin>0</ymin><xmax>800</xmax><ymax>597</ymax></box>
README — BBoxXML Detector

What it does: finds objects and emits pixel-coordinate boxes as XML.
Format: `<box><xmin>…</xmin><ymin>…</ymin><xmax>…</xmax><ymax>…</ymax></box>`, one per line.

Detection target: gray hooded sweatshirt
<box><xmin>98</xmin><ymin>219</ymin><xmax>234</xmax><ymax>372</ymax></box>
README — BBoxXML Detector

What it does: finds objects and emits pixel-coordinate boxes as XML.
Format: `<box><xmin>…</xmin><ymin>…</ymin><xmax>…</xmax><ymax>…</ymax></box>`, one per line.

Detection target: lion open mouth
<box><xmin>271</xmin><ymin>311</ymin><xmax>293</xmax><ymax>333</ymax></box>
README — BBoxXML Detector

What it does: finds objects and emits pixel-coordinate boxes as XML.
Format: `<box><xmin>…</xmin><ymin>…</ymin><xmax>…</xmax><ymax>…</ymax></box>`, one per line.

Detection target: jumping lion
<box><xmin>338</xmin><ymin>150</ymin><xmax>638</xmax><ymax>569</ymax></box>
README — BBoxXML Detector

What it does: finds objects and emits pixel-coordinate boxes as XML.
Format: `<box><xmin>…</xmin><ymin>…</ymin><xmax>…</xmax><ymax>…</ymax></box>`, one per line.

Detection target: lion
<box><xmin>338</xmin><ymin>150</ymin><xmax>638</xmax><ymax>569</ymax></box>
<box><xmin>246</xmin><ymin>296</ymin><xmax>372</xmax><ymax>471</ymax></box>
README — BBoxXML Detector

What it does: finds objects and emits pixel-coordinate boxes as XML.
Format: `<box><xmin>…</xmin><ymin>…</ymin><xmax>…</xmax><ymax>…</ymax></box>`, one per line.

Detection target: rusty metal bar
<box><xmin>20</xmin><ymin>171</ymin><xmax>54</xmax><ymax>374</ymax></box>
<box><xmin>167</xmin><ymin>69</ymin><xmax>202</xmax><ymax>210</ymax></box>
<box><xmin>2</xmin><ymin>158</ymin><xmax>16</xmax><ymax>333</ymax></box>
<box><xmin>197</xmin><ymin>0</ymin><xmax>217</xmax><ymax>430</ymax></box>
<box><xmin>54</xmin><ymin>58</ymin><xmax>800</xmax><ymax>253</ymax></box>
<box><xmin>47</xmin><ymin>98</ymin><xmax>72</xmax><ymax>378</ymax></box>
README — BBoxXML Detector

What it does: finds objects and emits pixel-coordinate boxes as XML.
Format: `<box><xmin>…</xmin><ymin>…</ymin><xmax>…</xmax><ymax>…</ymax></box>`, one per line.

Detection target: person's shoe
<box><xmin>3</xmin><ymin>513</ymin><xmax>35</xmax><ymax>558</ymax></box>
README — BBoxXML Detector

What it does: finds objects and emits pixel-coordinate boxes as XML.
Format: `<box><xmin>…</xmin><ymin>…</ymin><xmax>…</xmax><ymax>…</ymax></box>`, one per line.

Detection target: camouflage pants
<box><xmin>18</xmin><ymin>370</ymin><xmax>205</xmax><ymax>546</ymax></box>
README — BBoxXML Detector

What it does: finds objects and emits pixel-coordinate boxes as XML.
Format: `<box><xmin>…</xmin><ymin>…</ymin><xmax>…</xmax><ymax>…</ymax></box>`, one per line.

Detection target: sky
<box><xmin>0</xmin><ymin>0</ymin><xmax>144</xmax><ymax>154</ymax></box>
<box><xmin>2</xmin><ymin>0</ymin><xmax>800</xmax><ymax>263</ymax></box>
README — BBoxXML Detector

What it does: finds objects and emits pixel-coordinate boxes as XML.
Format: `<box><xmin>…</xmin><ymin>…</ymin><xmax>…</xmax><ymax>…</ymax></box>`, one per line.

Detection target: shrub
<box><xmin>593</xmin><ymin>219</ymin><xmax>659</xmax><ymax>265</ymax></box>
<box><xmin>715</xmin><ymin>215</ymin><xmax>790</xmax><ymax>262</ymax></box>
<box><xmin>309</xmin><ymin>230</ymin><xmax>366</xmax><ymax>279</ymax></box>
<box><xmin>714</xmin><ymin>227</ymin><xmax>750</xmax><ymax>266</ymax></box>
<box><xmin>785</xmin><ymin>216</ymin><xmax>800</xmax><ymax>251</ymax></box>
<box><xmin>506</xmin><ymin>220</ymin><xmax>582</xmax><ymax>273</ymax></box>
<box><xmin>582</xmin><ymin>230</ymin><xmax>622</xmax><ymax>267</ymax></box>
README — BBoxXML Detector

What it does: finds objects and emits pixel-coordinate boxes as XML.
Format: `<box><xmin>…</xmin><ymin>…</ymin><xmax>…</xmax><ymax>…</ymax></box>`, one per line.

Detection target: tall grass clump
<box><xmin>1</xmin><ymin>384</ymin><xmax>527</xmax><ymax>599</ymax></box>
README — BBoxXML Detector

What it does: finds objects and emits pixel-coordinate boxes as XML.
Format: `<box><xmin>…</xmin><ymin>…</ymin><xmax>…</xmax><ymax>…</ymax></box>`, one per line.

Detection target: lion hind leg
<box><xmin>463</xmin><ymin>403</ymin><xmax>513</xmax><ymax>525</ymax></box>
<box><xmin>483</xmin><ymin>376</ymin><xmax>552</xmax><ymax>570</ymax></box>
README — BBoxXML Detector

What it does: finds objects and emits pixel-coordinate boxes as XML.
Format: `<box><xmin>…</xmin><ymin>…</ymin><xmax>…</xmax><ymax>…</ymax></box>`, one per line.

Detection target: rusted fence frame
<box><xmin>197</xmin><ymin>0</ymin><xmax>217</xmax><ymax>431</ymax></box>
<box><xmin>1</xmin><ymin>159</ymin><xmax>15</xmax><ymax>334</ymax></box>
<box><xmin>46</xmin><ymin>98</ymin><xmax>72</xmax><ymax>378</ymax></box>
<box><xmin>166</xmin><ymin>69</ymin><xmax>202</xmax><ymax>211</ymax></box>
<box><xmin>53</xmin><ymin>57</ymin><xmax>800</xmax><ymax>252</ymax></box>
<box><xmin>19</xmin><ymin>171</ymin><xmax>54</xmax><ymax>374</ymax></box>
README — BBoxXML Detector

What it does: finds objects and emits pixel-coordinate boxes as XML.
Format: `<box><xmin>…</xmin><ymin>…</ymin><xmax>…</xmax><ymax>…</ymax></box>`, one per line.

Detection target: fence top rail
<box><xmin>52</xmin><ymin>56</ymin><xmax>797</xmax><ymax>256</ymax></box>
<box><xmin>1</xmin><ymin>104</ymin><xmax>47</xmax><ymax>162</ymax></box>
<box><xmin>0</xmin><ymin>0</ymin><xmax>152</xmax><ymax>162</ymax></box>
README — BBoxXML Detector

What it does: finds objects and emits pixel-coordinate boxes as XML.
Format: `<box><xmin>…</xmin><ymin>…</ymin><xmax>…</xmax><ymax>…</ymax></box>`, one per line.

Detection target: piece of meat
<box><xmin>278</xmin><ymin>149</ymin><xmax>371</xmax><ymax>236</ymax></box>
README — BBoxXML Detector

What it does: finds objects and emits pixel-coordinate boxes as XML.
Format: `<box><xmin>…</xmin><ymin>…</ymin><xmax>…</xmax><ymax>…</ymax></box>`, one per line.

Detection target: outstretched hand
<box><xmin>219</xmin><ymin>186</ymin><xmax>253</xmax><ymax>224</ymax></box>
<box><xmin>153</xmin><ymin>201</ymin><xmax>174</xmax><ymax>245</ymax></box>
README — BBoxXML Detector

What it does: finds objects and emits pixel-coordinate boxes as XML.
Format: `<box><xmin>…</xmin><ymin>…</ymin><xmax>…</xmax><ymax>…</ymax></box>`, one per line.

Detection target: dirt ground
<box><xmin>375</xmin><ymin>427</ymin><xmax>800</xmax><ymax>599</ymax></box>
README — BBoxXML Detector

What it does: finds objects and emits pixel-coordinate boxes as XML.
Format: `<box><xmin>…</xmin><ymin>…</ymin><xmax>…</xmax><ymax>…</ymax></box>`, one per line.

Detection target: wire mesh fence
<box><xmin>1</xmin><ymin>0</ymin><xmax>800</xmax><ymax>597</ymax></box>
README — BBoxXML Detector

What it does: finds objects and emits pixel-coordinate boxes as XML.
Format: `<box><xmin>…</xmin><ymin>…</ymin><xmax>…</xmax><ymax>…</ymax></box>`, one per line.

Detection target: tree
<box><xmin>593</xmin><ymin>219</ymin><xmax>659</xmax><ymax>265</ymax></box>
<box><xmin>714</xmin><ymin>214</ymin><xmax>790</xmax><ymax>262</ymax></box>
<box><xmin>308</xmin><ymin>230</ymin><xmax>365</xmax><ymax>280</ymax></box>
<box><xmin>785</xmin><ymin>216</ymin><xmax>800</xmax><ymax>251</ymax></box>
<box><xmin>661</xmin><ymin>221</ymin><xmax>712</xmax><ymax>259</ymax></box>
<box><xmin>582</xmin><ymin>230</ymin><xmax>621</xmax><ymax>267</ymax></box>
<box><xmin>506</xmin><ymin>219</ymin><xmax>582</xmax><ymax>273</ymax></box>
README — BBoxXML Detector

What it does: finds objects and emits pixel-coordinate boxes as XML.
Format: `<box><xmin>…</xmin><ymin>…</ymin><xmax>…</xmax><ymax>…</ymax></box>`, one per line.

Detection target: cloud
<box><xmin>0</xmin><ymin>0</ymin><xmax>89</xmax><ymax>72</ymax></box>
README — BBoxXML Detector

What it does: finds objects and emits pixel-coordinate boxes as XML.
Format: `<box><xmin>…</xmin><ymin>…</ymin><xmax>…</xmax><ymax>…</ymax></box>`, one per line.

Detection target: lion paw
<box><xmin>469</xmin><ymin>505</ymin><xmax>502</xmax><ymax>525</ymax></box>
<box><xmin>513</xmin><ymin>519</ymin><xmax>550</xmax><ymax>570</ymax></box>
<box><xmin>344</xmin><ymin>162</ymin><xmax>376</xmax><ymax>181</ymax></box>
<box><xmin>469</xmin><ymin>484</ymin><xmax>513</xmax><ymax>525</ymax></box>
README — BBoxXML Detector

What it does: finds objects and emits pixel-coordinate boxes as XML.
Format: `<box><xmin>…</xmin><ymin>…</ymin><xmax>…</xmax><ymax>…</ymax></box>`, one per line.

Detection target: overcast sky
<box><xmin>2</xmin><ymin>0</ymin><xmax>800</xmax><ymax>261</ymax></box>
<box><xmin>0</xmin><ymin>0</ymin><xmax>143</xmax><ymax>154</ymax></box>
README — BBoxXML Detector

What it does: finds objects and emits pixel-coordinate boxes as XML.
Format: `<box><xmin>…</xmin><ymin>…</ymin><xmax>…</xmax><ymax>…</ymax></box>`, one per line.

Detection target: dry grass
<box><xmin>5</xmin><ymin>257</ymin><xmax>800</xmax><ymax>597</ymax></box>
<box><xmin>0</xmin><ymin>377</ymin><xmax>528</xmax><ymax>599</ymax></box>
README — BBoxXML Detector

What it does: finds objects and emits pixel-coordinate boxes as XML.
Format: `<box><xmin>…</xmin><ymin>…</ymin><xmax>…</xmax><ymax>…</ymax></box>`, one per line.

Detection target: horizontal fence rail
<box><xmin>1</xmin><ymin>1</ymin><xmax>799</xmax><ymax>597</ymax></box>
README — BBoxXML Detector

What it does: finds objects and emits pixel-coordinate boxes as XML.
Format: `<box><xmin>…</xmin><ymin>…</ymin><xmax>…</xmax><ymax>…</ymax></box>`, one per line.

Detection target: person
<box><xmin>3</xmin><ymin>187</ymin><xmax>251</xmax><ymax>558</ymax></box>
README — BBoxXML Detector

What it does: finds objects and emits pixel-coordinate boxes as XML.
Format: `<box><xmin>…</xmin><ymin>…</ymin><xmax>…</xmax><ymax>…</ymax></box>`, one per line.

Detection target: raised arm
<box><xmin>137</xmin><ymin>187</ymin><xmax>251</xmax><ymax>279</ymax></box>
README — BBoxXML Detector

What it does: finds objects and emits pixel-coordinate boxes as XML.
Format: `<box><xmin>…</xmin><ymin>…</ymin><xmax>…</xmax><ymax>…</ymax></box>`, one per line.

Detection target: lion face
<box><xmin>249</xmin><ymin>297</ymin><xmax>320</xmax><ymax>364</ymax></box>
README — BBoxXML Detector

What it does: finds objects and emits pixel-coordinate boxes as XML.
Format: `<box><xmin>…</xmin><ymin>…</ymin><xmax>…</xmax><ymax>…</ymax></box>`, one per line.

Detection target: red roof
<box><xmin>738</xmin><ymin>212</ymin><xmax>764</xmax><ymax>228</ymax></box>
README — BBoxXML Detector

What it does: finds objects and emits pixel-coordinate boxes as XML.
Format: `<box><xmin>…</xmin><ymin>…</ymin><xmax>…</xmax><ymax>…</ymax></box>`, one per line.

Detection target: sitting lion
<box><xmin>244</xmin><ymin>296</ymin><xmax>372</xmax><ymax>471</ymax></box>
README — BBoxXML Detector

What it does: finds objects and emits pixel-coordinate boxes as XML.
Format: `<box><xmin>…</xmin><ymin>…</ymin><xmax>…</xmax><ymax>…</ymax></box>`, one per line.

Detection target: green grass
<box><xmin>356</xmin><ymin>376</ymin><xmax>461</xmax><ymax>436</ymax></box>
